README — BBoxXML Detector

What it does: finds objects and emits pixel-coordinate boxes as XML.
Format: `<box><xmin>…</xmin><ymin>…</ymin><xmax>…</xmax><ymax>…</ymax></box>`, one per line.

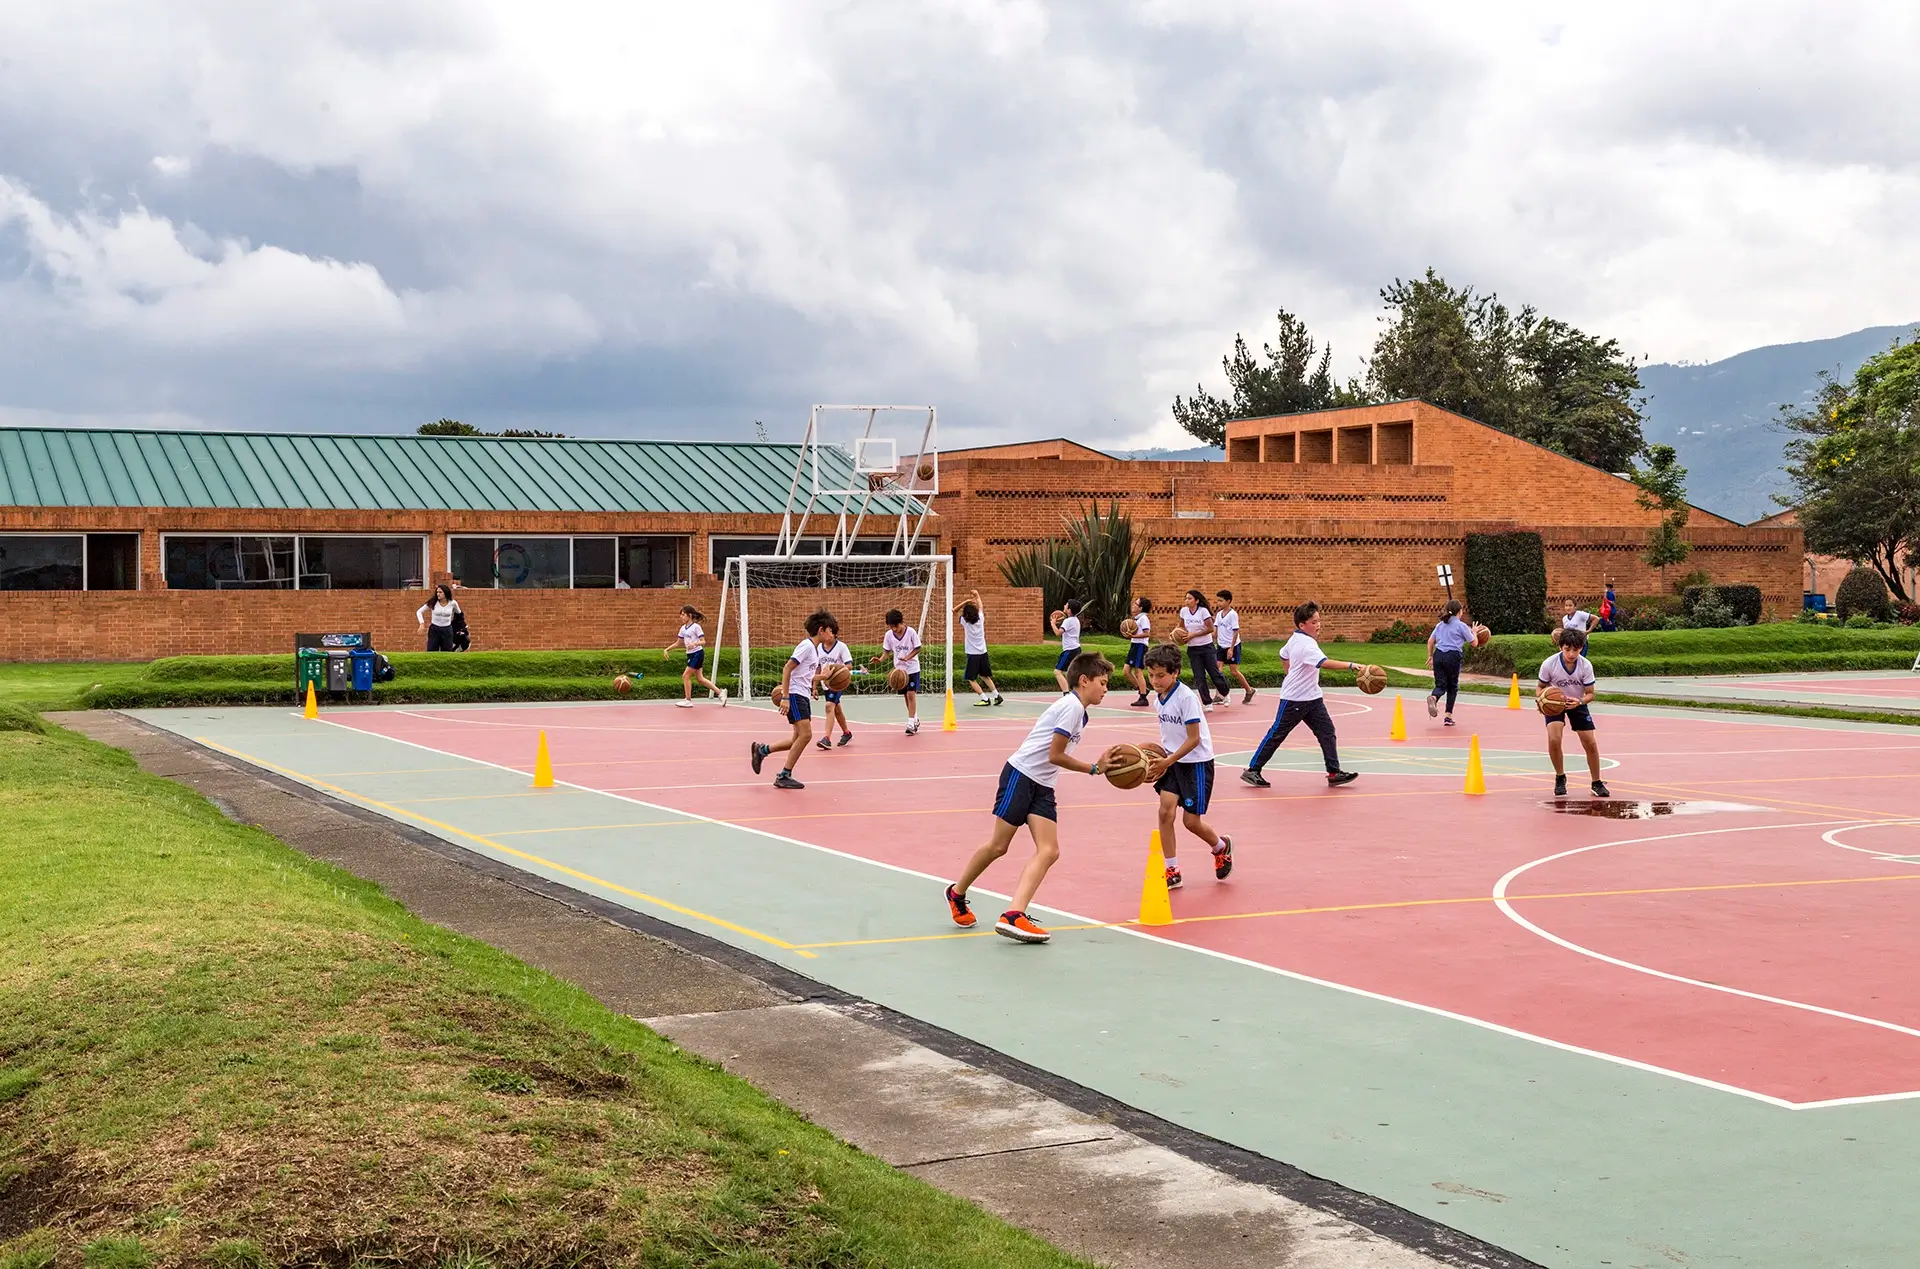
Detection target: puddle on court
<box><xmin>1543</xmin><ymin>799</ymin><xmax>1763</xmax><ymax>819</ymax></box>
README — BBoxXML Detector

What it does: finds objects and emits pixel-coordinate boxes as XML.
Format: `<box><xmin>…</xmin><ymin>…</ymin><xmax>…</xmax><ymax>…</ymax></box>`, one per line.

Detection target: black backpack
<box><xmin>373</xmin><ymin>653</ymin><xmax>396</xmax><ymax>683</ymax></box>
<box><xmin>450</xmin><ymin>607</ymin><xmax>471</xmax><ymax>652</ymax></box>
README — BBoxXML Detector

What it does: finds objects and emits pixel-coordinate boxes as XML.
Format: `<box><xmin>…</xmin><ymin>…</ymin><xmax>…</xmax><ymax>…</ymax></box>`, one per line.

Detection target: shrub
<box><xmin>1671</xmin><ymin>567</ymin><xmax>1712</xmax><ymax>596</ymax></box>
<box><xmin>1836</xmin><ymin>568</ymin><xmax>1895</xmax><ymax>623</ymax></box>
<box><xmin>1684</xmin><ymin>583</ymin><xmax>1763</xmax><ymax>626</ymax></box>
<box><xmin>1465</xmin><ymin>532</ymin><xmax>1546</xmax><ymax>635</ymax></box>
<box><xmin>1661</xmin><ymin>615</ymin><xmax>1696</xmax><ymax>630</ymax></box>
<box><xmin>1844</xmin><ymin>613</ymin><xmax>1878</xmax><ymax>629</ymax></box>
<box><xmin>1796</xmin><ymin>607</ymin><xmax>1829</xmax><ymax>623</ymax></box>
<box><xmin>997</xmin><ymin>501</ymin><xmax>1148</xmax><ymax>635</ymax></box>
<box><xmin>1369</xmin><ymin>619</ymin><xmax>1427</xmax><ymax>644</ymax></box>
<box><xmin>997</xmin><ymin>539</ymin><xmax>1076</xmax><ymax>634</ymax></box>
<box><xmin>1685</xmin><ymin>587</ymin><xmax>1745</xmax><ymax>629</ymax></box>
<box><xmin>1897</xmin><ymin>601</ymin><xmax>1920</xmax><ymax>626</ymax></box>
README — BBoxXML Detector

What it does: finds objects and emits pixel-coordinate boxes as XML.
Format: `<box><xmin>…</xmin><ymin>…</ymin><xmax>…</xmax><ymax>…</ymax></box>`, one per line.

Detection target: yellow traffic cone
<box><xmin>532</xmin><ymin>730</ymin><xmax>555</xmax><ymax>789</ymax></box>
<box><xmin>1464</xmin><ymin>734</ymin><xmax>1486</xmax><ymax>795</ymax></box>
<box><xmin>1138</xmin><ymin>830</ymin><xmax>1174</xmax><ymax>926</ymax></box>
<box><xmin>942</xmin><ymin>689</ymin><xmax>958</xmax><ymax>732</ymax></box>
<box><xmin>303</xmin><ymin>682</ymin><xmax>318</xmax><ymax>720</ymax></box>
<box><xmin>1506</xmin><ymin>674</ymin><xmax>1522</xmax><ymax>710</ymax></box>
<box><xmin>1390</xmin><ymin>694</ymin><xmax>1406</xmax><ymax>741</ymax></box>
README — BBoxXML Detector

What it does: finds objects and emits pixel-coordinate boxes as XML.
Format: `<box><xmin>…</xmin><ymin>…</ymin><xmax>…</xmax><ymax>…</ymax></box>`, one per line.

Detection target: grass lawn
<box><xmin>0</xmin><ymin>717</ymin><xmax>1093</xmax><ymax>1268</ymax></box>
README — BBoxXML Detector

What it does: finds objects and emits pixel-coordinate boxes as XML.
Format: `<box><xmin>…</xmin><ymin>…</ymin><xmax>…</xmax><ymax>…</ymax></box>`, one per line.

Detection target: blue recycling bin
<box><xmin>350</xmin><ymin>648</ymin><xmax>377</xmax><ymax>692</ymax></box>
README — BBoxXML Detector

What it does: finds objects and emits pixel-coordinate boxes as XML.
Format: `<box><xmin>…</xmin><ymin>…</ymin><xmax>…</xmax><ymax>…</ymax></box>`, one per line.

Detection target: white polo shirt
<box><xmin>1155</xmin><ymin>681</ymin><xmax>1213</xmax><ymax>762</ymax></box>
<box><xmin>1008</xmin><ymin>693</ymin><xmax>1089</xmax><ymax>787</ymax></box>
<box><xmin>1180</xmin><ymin>606</ymin><xmax>1213</xmax><ymax>647</ymax></box>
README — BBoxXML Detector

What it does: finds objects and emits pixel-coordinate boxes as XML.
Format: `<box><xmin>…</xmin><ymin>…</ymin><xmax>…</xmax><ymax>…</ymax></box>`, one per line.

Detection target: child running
<box><xmin>1214</xmin><ymin>589</ymin><xmax>1254</xmax><ymax>705</ymax></box>
<box><xmin>1050</xmin><ymin>599</ymin><xmax>1084</xmax><ymax>693</ymax></box>
<box><xmin>1425</xmin><ymin>599</ymin><xmax>1473</xmax><ymax>726</ymax></box>
<box><xmin>1125</xmin><ymin>596</ymin><xmax>1154</xmax><ymax>707</ymax></box>
<box><xmin>1541</xmin><ymin>627</ymin><xmax>1610</xmax><ymax>799</ymax></box>
<box><xmin>814</xmin><ymin>624</ymin><xmax>855</xmax><ymax>749</ymax></box>
<box><xmin>749</xmin><ymin>610</ymin><xmax>833</xmax><ymax>790</ymax></box>
<box><xmin>945</xmin><ymin>651</ymin><xmax>1112</xmax><ymax>944</ymax></box>
<box><xmin>878</xmin><ymin>608</ymin><xmax>923</xmax><ymax>735</ymax></box>
<box><xmin>666</xmin><ymin>605</ymin><xmax>726</xmax><ymax>708</ymax></box>
<box><xmin>1240</xmin><ymin>600</ymin><xmax>1359</xmax><ymax>789</ymax></box>
<box><xmin>954</xmin><ymin>588</ymin><xmax>1004</xmax><ymax>707</ymax></box>
<box><xmin>1142</xmin><ymin>645</ymin><xmax>1233</xmax><ymax>889</ymax></box>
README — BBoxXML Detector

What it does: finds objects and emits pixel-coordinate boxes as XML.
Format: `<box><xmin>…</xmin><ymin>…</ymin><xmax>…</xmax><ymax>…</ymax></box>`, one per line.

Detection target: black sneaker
<box><xmin>1240</xmin><ymin>768</ymin><xmax>1271</xmax><ymax>788</ymax></box>
<box><xmin>837</xmin><ymin>732</ymin><xmax>853</xmax><ymax>747</ymax></box>
<box><xmin>1591</xmin><ymin>780</ymin><xmax>1611</xmax><ymax>798</ymax></box>
<box><xmin>1327</xmin><ymin>770</ymin><xmax>1358</xmax><ymax>787</ymax></box>
<box><xmin>1213</xmin><ymin>836</ymin><xmax>1234</xmax><ymax>880</ymax></box>
<box><xmin>1554</xmin><ymin>774</ymin><xmax>1568</xmax><ymax>797</ymax></box>
<box><xmin>773</xmin><ymin>771</ymin><xmax>804</xmax><ymax>790</ymax></box>
<box><xmin>751</xmin><ymin>742</ymin><xmax>770</xmax><ymax>775</ymax></box>
<box><xmin>815</xmin><ymin>737</ymin><xmax>832</xmax><ymax>751</ymax></box>
<box><xmin>1242</xmin><ymin>688</ymin><xmax>1255</xmax><ymax>705</ymax></box>
<box><xmin>992</xmin><ymin>695</ymin><xmax>1005</xmax><ymax>706</ymax></box>
<box><xmin>1130</xmin><ymin>695</ymin><xmax>1151</xmax><ymax>708</ymax></box>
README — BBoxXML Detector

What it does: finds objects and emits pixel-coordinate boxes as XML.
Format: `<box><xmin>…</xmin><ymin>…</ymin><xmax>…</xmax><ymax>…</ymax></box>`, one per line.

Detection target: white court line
<box><xmin>1492</xmin><ymin>821</ymin><xmax>1920</xmax><ymax>1108</ymax></box>
<box><xmin>1823</xmin><ymin>821</ymin><xmax>1920</xmax><ymax>860</ymax></box>
<box><xmin>250</xmin><ymin>707</ymin><xmax>1901</xmax><ymax>1110</ymax></box>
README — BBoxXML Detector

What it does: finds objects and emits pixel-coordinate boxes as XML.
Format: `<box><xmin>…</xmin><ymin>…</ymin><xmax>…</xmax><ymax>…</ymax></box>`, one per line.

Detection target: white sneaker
<box><xmin>675</xmin><ymin>700</ymin><xmax>694</xmax><ymax>709</ymax></box>
<box><xmin>717</xmin><ymin>689</ymin><xmax>729</xmax><ymax>707</ymax></box>
<box><xmin>906</xmin><ymin>718</ymin><xmax>920</xmax><ymax>735</ymax></box>
<box><xmin>1204</xmin><ymin>704</ymin><xmax>1216</xmax><ymax>713</ymax></box>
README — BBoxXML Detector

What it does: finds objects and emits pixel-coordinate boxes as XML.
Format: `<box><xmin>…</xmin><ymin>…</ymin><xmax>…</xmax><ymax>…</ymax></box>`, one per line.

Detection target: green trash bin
<box><xmin>296</xmin><ymin>647</ymin><xmax>326</xmax><ymax>702</ymax></box>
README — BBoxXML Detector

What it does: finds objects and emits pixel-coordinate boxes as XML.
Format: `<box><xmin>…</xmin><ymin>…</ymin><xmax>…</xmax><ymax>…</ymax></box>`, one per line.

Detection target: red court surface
<box><xmin>1754</xmin><ymin>675</ymin><xmax>1920</xmax><ymax>699</ymax></box>
<box><xmin>330</xmin><ymin>693</ymin><xmax>1920</xmax><ymax>1109</ymax></box>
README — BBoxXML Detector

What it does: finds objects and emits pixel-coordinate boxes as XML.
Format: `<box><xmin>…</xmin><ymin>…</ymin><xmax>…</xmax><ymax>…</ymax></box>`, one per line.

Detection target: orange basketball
<box><xmin>613</xmin><ymin>674</ymin><xmax>631</xmax><ymax>694</ymax></box>
<box><xmin>1050</xmin><ymin>609</ymin><xmax>1064</xmax><ymax>626</ymax></box>
<box><xmin>1473</xmin><ymin>623</ymin><xmax>1491</xmax><ymax>648</ymax></box>
<box><xmin>916</xmin><ymin>461</ymin><xmax>936</xmax><ymax>482</ymax></box>
<box><xmin>821</xmin><ymin>663</ymin><xmax>852</xmax><ymax>693</ymax></box>
<box><xmin>1537</xmin><ymin>684</ymin><xmax>1568</xmax><ymax>716</ymax></box>
<box><xmin>1171</xmin><ymin>626</ymin><xmax>1192</xmax><ymax>645</ymax></box>
<box><xmin>1355</xmin><ymin>664</ymin><xmax>1387</xmax><ymax>694</ymax></box>
<box><xmin>887</xmin><ymin>667</ymin><xmax>910</xmax><ymax>692</ymax></box>
<box><xmin>771</xmin><ymin>684</ymin><xmax>789</xmax><ymax>708</ymax></box>
<box><xmin>1120</xmin><ymin>618</ymin><xmax>1138</xmax><ymax>638</ymax></box>
<box><xmin>1101</xmin><ymin>743</ymin><xmax>1151</xmax><ymax>790</ymax></box>
<box><xmin>1139</xmin><ymin>742</ymin><xmax>1170</xmax><ymax>776</ymax></box>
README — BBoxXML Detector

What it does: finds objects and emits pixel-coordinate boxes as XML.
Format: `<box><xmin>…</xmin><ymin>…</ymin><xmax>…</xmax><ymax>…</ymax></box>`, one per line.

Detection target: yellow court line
<box><xmin>193</xmin><ymin>738</ymin><xmax>816</xmax><ymax>959</ymax></box>
<box><xmin>790</xmin><ymin>871</ymin><xmax>1920</xmax><ymax>950</ymax></box>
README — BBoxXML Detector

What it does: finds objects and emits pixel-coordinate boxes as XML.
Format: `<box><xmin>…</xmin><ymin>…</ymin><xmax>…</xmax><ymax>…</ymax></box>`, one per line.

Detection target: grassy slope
<box><xmin>1465</xmin><ymin>623</ymin><xmax>1920</xmax><ymax>678</ymax></box>
<box><xmin>0</xmin><ymin>720</ymin><xmax>1092</xmax><ymax>1269</ymax></box>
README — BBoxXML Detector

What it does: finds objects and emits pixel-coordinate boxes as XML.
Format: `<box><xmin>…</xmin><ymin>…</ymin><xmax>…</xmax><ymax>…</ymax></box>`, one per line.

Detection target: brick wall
<box><xmin>0</xmin><ymin>583</ymin><xmax>1041</xmax><ymax>662</ymax></box>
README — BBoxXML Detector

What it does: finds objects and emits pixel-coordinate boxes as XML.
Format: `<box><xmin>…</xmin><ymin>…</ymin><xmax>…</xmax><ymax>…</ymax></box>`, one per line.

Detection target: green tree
<box><xmin>417</xmin><ymin>418</ymin><xmax>481</xmax><ymax>436</ymax></box>
<box><xmin>1778</xmin><ymin>337</ymin><xmax>1920</xmax><ymax>602</ymax></box>
<box><xmin>1171</xmin><ymin>311</ymin><xmax>1364</xmax><ymax>447</ymax></box>
<box><xmin>1631</xmin><ymin>443</ymin><xmax>1692</xmax><ymax>589</ymax></box>
<box><xmin>1365</xmin><ymin>268</ymin><xmax>1647</xmax><ymax>472</ymax></box>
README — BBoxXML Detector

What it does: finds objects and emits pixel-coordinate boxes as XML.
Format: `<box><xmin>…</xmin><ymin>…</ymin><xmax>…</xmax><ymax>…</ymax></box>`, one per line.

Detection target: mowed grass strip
<box><xmin>0</xmin><ymin>720</ymin><xmax>1094</xmax><ymax>1269</ymax></box>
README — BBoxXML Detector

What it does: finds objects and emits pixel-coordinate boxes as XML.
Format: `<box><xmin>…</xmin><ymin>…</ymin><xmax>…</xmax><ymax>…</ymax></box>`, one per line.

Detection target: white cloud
<box><xmin>0</xmin><ymin>0</ymin><xmax>1914</xmax><ymax>446</ymax></box>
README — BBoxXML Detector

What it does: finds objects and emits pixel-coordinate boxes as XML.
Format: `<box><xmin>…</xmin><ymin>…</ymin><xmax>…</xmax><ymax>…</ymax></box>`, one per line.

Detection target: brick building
<box><xmin>0</xmin><ymin>404</ymin><xmax>1801</xmax><ymax>659</ymax></box>
<box><xmin>1750</xmin><ymin>508</ymin><xmax>1916</xmax><ymax>609</ymax></box>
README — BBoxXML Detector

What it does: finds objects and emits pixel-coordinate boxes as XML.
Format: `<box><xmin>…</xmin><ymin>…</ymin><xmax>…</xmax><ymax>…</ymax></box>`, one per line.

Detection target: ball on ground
<box><xmin>613</xmin><ymin>674</ymin><xmax>631</xmax><ymax>694</ymax></box>
<box><xmin>1101</xmin><ymin>743</ymin><xmax>1151</xmax><ymax>790</ymax></box>
<box><xmin>1537</xmin><ymin>685</ymin><xmax>1568</xmax><ymax>716</ymax></box>
<box><xmin>887</xmin><ymin>666</ymin><xmax>910</xmax><ymax>692</ymax></box>
<box><xmin>821</xmin><ymin>663</ymin><xmax>852</xmax><ymax>694</ymax></box>
<box><xmin>1120</xmin><ymin>618</ymin><xmax>1138</xmax><ymax>638</ymax></box>
<box><xmin>1473</xmin><ymin>623</ymin><xmax>1491</xmax><ymax>648</ymax></box>
<box><xmin>1355</xmin><ymin>664</ymin><xmax>1387</xmax><ymax>694</ymax></box>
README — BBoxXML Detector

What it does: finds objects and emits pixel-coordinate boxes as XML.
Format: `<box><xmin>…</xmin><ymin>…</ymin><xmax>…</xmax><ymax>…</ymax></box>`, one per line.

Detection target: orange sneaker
<box><xmin>995</xmin><ymin>910</ymin><xmax>1050</xmax><ymax>944</ymax></box>
<box><xmin>944</xmin><ymin>884</ymin><xmax>976</xmax><ymax>928</ymax></box>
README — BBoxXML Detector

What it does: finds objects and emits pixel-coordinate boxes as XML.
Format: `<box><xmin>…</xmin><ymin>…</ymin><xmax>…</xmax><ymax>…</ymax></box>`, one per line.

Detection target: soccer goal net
<box><xmin>715</xmin><ymin>554</ymin><xmax>953</xmax><ymax>703</ymax></box>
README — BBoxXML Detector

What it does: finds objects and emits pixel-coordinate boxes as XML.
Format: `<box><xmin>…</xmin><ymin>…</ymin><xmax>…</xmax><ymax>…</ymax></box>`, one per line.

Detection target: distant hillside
<box><xmin>1639</xmin><ymin>323</ymin><xmax>1917</xmax><ymax>523</ymax></box>
<box><xmin>1114</xmin><ymin>444</ymin><xmax>1223</xmax><ymax>462</ymax></box>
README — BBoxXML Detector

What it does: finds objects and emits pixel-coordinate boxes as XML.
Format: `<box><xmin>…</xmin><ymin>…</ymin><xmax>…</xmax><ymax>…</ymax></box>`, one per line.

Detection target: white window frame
<box><xmin>160</xmin><ymin>532</ymin><xmax>428</xmax><ymax>591</ymax></box>
<box><xmin>706</xmin><ymin>534</ymin><xmax>937</xmax><ymax>575</ymax></box>
<box><xmin>613</xmin><ymin>534</ymin><xmax>691</xmax><ymax>588</ymax></box>
<box><xmin>0</xmin><ymin>530</ymin><xmax>144</xmax><ymax>591</ymax></box>
<box><xmin>445</xmin><ymin>534</ymin><xmax>694</xmax><ymax>589</ymax></box>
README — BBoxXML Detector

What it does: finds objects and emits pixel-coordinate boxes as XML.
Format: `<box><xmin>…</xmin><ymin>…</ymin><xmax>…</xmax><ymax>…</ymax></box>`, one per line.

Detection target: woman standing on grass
<box><xmin>1425</xmin><ymin>600</ymin><xmax>1473</xmax><ymax>726</ymax></box>
<box><xmin>416</xmin><ymin>583</ymin><xmax>461</xmax><ymax>652</ymax></box>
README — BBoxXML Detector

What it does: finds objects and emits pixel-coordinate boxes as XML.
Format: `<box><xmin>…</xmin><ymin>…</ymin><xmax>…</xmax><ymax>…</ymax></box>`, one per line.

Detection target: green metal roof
<box><xmin>0</xmin><ymin>428</ymin><xmax>920</xmax><ymax>515</ymax></box>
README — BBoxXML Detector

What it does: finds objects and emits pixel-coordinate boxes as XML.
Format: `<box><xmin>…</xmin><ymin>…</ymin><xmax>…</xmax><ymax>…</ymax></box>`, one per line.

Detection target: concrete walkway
<box><xmin>52</xmin><ymin>710</ymin><xmax>1511</xmax><ymax>1269</ymax></box>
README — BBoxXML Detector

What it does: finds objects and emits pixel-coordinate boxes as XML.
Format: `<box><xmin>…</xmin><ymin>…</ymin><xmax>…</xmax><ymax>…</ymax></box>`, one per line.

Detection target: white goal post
<box><xmin>714</xmin><ymin>554</ymin><xmax>954</xmax><ymax>703</ymax></box>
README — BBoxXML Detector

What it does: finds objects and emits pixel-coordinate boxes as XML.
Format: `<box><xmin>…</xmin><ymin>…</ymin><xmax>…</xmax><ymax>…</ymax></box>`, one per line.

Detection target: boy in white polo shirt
<box><xmin>1142</xmin><ymin>645</ymin><xmax>1232</xmax><ymax>889</ymax></box>
<box><xmin>953</xmin><ymin>588</ymin><xmax>1004</xmax><ymax>706</ymax></box>
<box><xmin>1125</xmin><ymin>596</ymin><xmax>1154</xmax><ymax>707</ymax></box>
<box><xmin>1541</xmin><ymin>627</ymin><xmax>1610</xmax><ymax>798</ymax></box>
<box><xmin>1214</xmin><ymin>589</ymin><xmax>1254</xmax><ymax>706</ymax></box>
<box><xmin>945</xmin><ymin>650</ymin><xmax>1113</xmax><ymax>944</ymax></box>
<box><xmin>1240</xmin><ymin>600</ymin><xmax>1359</xmax><ymax>788</ymax></box>
<box><xmin>878</xmin><ymin>608</ymin><xmax>923</xmax><ymax>735</ymax></box>
<box><xmin>750</xmin><ymin>610</ymin><xmax>835</xmax><ymax>790</ymax></box>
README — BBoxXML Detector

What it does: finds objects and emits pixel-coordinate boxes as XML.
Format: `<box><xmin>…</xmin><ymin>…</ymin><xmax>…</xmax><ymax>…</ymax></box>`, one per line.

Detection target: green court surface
<box><xmin>131</xmin><ymin>694</ymin><xmax>1920</xmax><ymax>1268</ymax></box>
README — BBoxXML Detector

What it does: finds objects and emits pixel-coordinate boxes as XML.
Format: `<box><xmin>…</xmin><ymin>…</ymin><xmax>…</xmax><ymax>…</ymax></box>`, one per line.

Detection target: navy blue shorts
<box><xmin>965</xmin><ymin>652</ymin><xmax>993</xmax><ymax>680</ymax></box>
<box><xmin>1125</xmin><ymin>643</ymin><xmax>1147</xmax><ymax>668</ymax></box>
<box><xmin>1545</xmin><ymin>702</ymin><xmax>1595</xmax><ymax>732</ymax></box>
<box><xmin>992</xmin><ymin>763</ymin><xmax>1057</xmax><ymax>826</ymax></box>
<box><xmin>685</xmin><ymin>648</ymin><xmax>705</xmax><ymax>670</ymax></box>
<box><xmin>822</xmin><ymin>690</ymin><xmax>844</xmax><ymax>705</ymax></box>
<box><xmin>1219</xmin><ymin>645</ymin><xmax>1241</xmax><ymax>666</ymax></box>
<box><xmin>900</xmin><ymin>671</ymin><xmax>922</xmax><ymax>695</ymax></box>
<box><xmin>1055</xmin><ymin>648</ymin><xmax>1079</xmax><ymax>672</ymax></box>
<box><xmin>1154</xmin><ymin>758</ymin><xmax>1216</xmax><ymax>815</ymax></box>
<box><xmin>786</xmin><ymin>694</ymin><xmax>813</xmax><ymax>725</ymax></box>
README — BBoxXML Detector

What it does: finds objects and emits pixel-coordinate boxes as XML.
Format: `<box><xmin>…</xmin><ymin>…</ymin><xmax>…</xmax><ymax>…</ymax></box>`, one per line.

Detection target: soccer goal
<box><xmin>714</xmin><ymin>554</ymin><xmax>953</xmax><ymax>703</ymax></box>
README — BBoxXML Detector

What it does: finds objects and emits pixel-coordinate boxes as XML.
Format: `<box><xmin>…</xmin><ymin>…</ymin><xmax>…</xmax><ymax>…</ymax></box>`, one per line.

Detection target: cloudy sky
<box><xmin>1</xmin><ymin>1</ymin><xmax>1915</xmax><ymax>451</ymax></box>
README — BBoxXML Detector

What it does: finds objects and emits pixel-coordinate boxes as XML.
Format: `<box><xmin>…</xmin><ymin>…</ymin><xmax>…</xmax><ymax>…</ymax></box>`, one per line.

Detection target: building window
<box><xmin>86</xmin><ymin>534</ymin><xmax>140</xmax><ymax>590</ymax></box>
<box><xmin>297</xmin><ymin>536</ymin><xmax>426</xmax><ymax>590</ymax></box>
<box><xmin>164</xmin><ymin>536</ymin><xmax>296</xmax><ymax>589</ymax></box>
<box><xmin>0</xmin><ymin>536</ymin><xmax>84</xmax><ymax>590</ymax></box>
<box><xmin>573</xmin><ymin>537</ymin><xmax>616</xmax><ymax>589</ymax></box>
<box><xmin>619</xmin><ymin>536</ymin><xmax>685</xmax><ymax>588</ymax></box>
<box><xmin>448</xmin><ymin>535</ymin><xmax>679</xmax><ymax>589</ymax></box>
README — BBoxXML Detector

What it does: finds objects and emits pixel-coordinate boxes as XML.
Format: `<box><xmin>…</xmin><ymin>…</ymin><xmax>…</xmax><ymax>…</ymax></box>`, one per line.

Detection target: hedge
<box><xmin>1465</xmin><ymin>531</ymin><xmax>1547</xmax><ymax>635</ymax></box>
<box><xmin>1463</xmin><ymin>623</ymin><xmax>1920</xmax><ymax>678</ymax></box>
<box><xmin>1683</xmin><ymin>584</ymin><xmax>1763</xmax><ymax>626</ymax></box>
<box><xmin>1837</xmin><ymin>568</ymin><xmax>1895</xmax><ymax>623</ymax></box>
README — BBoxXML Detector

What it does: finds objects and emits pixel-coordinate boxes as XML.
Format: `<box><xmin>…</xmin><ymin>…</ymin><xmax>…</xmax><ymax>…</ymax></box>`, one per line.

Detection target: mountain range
<box><xmin>1111</xmin><ymin>322</ymin><xmax>1918</xmax><ymax>524</ymax></box>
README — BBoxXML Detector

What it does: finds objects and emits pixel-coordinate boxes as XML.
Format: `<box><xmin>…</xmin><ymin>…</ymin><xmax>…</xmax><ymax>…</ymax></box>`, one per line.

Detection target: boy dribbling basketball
<box><xmin>750</xmin><ymin>610</ymin><xmax>834</xmax><ymax>790</ymax></box>
<box><xmin>1240</xmin><ymin>600</ymin><xmax>1359</xmax><ymax>788</ymax></box>
<box><xmin>815</xmin><ymin>625</ymin><xmax>854</xmax><ymax>750</ymax></box>
<box><xmin>876</xmin><ymin>608</ymin><xmax>923</xmax><ymax>735</ymax></box>
<box><xmin>1541</xmin><ymin>627</ymin><xmax>1610</xmax><ymax>799</ymax></box>
<box><xmin>1126</xmin><ymin>596</ymin><xmax>1153</xmax><ymax>707</ymax></box>
<box><xmin>1142</xmin><ymin>645</ymin><xmax>1232</xmax><ymax>889</ymax></box>
<box><xmin>945</xmin><ymin>651</ymin><xmax>1113</xmax><ymax>944</ymax></box>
